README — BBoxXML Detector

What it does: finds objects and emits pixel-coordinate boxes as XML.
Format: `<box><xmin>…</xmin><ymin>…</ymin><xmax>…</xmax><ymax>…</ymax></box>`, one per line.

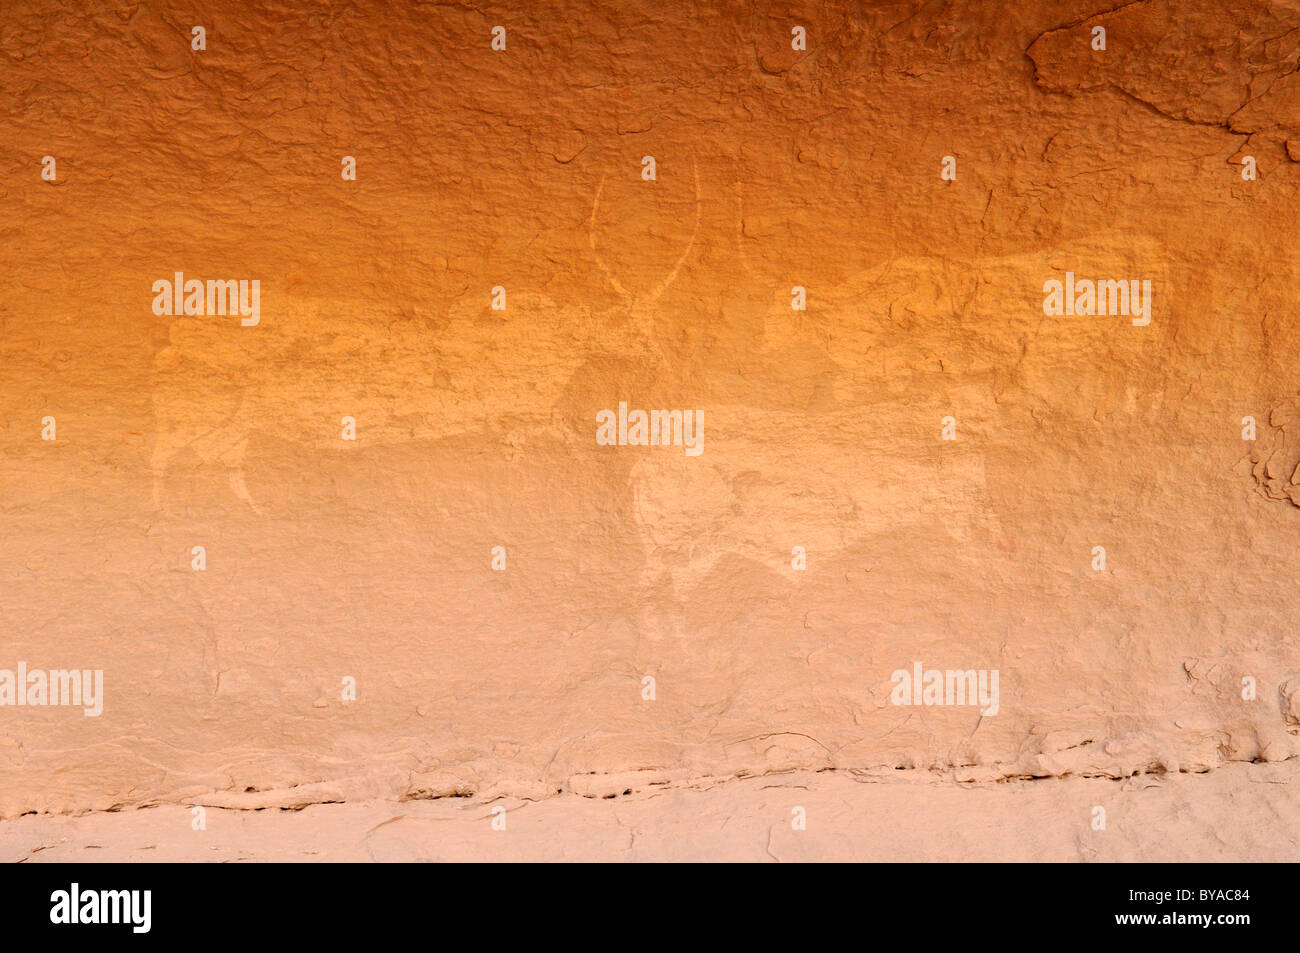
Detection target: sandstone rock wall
<box><xmin>1</xmin><ymin>0</ymin><xmax>1298</xmax><ymax>818</ymax></box>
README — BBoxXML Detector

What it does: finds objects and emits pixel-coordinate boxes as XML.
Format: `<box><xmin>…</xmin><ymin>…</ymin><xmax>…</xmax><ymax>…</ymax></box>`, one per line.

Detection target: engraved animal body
<box><xmin>148</xmin><ymin>294</ymin><xmax>598</xmax><ymax>513</ymax></box>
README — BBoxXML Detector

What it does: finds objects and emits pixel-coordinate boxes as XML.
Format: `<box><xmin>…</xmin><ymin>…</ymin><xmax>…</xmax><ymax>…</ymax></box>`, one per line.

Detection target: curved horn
<box><xmin>588</xmin><ymin>158</ymin><xmax>701</xmax><ymax>306</ymax></box>
<box><xmin>644</xmin><ymin>157</ymin><xmax>701</xmax><ymax>306</ymax></box>
<box><xmin>588</xmin><ymin>174</ymin><xmax>632</xmax><ymax>300</ymax></box>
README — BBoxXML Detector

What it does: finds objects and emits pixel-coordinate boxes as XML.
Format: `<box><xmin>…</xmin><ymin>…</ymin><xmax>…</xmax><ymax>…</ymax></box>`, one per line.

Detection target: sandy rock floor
<box><xmin>3</xmin><ymin>762</ymin><xmax>1295</xmax><ymax>863</ymax></box>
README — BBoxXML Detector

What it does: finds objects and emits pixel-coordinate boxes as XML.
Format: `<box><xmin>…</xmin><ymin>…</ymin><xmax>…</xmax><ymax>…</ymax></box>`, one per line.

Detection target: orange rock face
<box><xmin>1</xmin><ymin>0</ymin><xmax>1298</xmax><ymax>858</ymax></box>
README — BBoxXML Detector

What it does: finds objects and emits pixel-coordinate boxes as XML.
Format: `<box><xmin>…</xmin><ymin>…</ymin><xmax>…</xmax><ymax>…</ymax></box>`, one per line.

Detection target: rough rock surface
<box><xmin>1</xmin><ymin>0</ymin><xmax>1298</xmax><ymax>858</ymax></box>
